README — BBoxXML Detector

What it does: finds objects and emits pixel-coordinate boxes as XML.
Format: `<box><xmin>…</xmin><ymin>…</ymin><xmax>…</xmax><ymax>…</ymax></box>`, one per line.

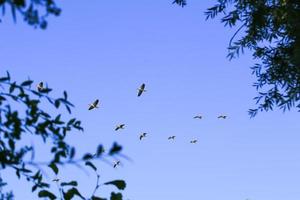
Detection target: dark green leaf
<box><xmin>63</xmin><ymin>91</ymin><xmax>67</xmax><ymax>99</ymax></box>
<box><xmin>21</xmin><ymin>80</ymin><xmax>33</xmax><ymax>86</ymax></box>
<box><xmin>8</xmin><ymin>139</ymin><xmax>15</xmax><ymax>151</ymax></box>
<box><xmin>40</xmin><ymin>87</ymin><xmax>52</xmax><ymax>93</ymax></box>
<box><xmin>54</xmin><ymin>99</ymin><xmax>60</xmax><ymax>108</ymax></box>
<box><xmin>9</xmin><ymin>82</ymin><xmax>16</xmax><ymax>93</ymax></box>
<box><xmin>109</xmin><ymin>142</ymin><xmax>122</xmax><ymax>155</ymax></box>
<box><xmin>96</xmin><ymin>145</ymin><xmax>104</xmax><ymax>157</ymax></box>
<box><xmin>61</xmin><ymin>181</ymin><xmax>78</xmax><ymax>187</ymax></box>
<box><xmin>48</xmin><ymin>163</ymin><xmax>59</xmax><ymax>175</ymax></box>
<box><xmin>92</xmin><ymin>196</ymin><xmax>107</xmax><ymax>200</ymax></box>
<box><xmin>69</xmin><ymin>147</ymin><xmax>75</xmax><ymax>159</ymax></box>
<box><xmin>63</xmin><ymin>187</ymin><xmax>84</xmax><ymax>200</ymax></box>
<box><xmin>0</xmin><ymin>77</ymin><xmax>9</xmax><ymax>82</ymax></box>
<box><xmin>32</xmin><ymin>184</ymin><xmax>38</xmax><ymax>192</ymax></box>
<box><xmin>67</xmin><ymin>118</ymin><xmax>76</xmax><ymax>126</ymax></box>
<box><xmin>110</xmin><ymin>192</ymin><xmax>122</xmax><ymax>200</ymax></box>
<box><xmin>173</xmin><ymin>0</ymin><xmax>187</xmax><ymax>7</ymax></box>
<box><xmin>38</xmin><ymin>190</ymin><xmax>56</xmax><ymax>200</ymax></box>
<box><xmin>82</xmin><ymin>153</ymin><xmax>93</xmax><ymax>160</ymax></box>
<box><xmin>85</xmin><ymin>161</ymin><xmax>97</xmax><ymax>171</ymax></box>
<box><xmin>104</xmin><ymin>180</ymin><xmax>126</xmax><ymax>190</ymax></box>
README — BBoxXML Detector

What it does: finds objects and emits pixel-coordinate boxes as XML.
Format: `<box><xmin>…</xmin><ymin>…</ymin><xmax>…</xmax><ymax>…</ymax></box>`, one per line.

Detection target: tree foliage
<box><xmin>206</xmin><ymin>0</ymin><xmax>300</xmax><ymax>116</ymax></box>
<box><xmin>175</xmin><ymin>0</ymin><xmax>300</xmax><ymax>116</ymax></box>
<box><xmin>0</xmin><ymin>0</ymin><xmax>61</xmax><ymax>29</ymax></box>
<box><xmin>0</xmin><ymin>71</ymin><xmax>126</xmax><ymax>199</ymax></box>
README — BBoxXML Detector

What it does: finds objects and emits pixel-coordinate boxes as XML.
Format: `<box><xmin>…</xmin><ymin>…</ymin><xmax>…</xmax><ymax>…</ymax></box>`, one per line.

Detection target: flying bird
<box><xmin>37</xmin><ymin>82</ymin><xmax>44</xmax><ymax>92</ymax></box>
<box><xmin>137</xmin><ymin>83</ymin><xmax>146</xmax><ymax>97</ymax></box>
<box><xmin>115</xmin><ymin>124</ymin><xmax>125</xmax><ymax>131</ymax></box>
<box><xmin>193</xmin><ymin>115</ymin><xmax>203</xmax><ymax>119</ymax></box>
<box><xmin>88</xmin><ymin>99</ymin><xmax>99</xmax><ymax>110</ymax></box>
<box><xmin>52</xmin><ymin>178</ymin><xmax>60</xmax><ymax>182</ymax></box>
<box><xmin>139</xmin><ymin>132</ymin><xmax>147</xmax><ymax>140</ymax></box>
<box><xmin>168</xmin><ymin>136</ymin><xmax>176</xmax><ymax>140</ymax></box>
<box><xmin>190</xmin><ymin>139</ymin><xmax>197</xmax><ymax>144</ymax></box>
<box><xmin>217</xmin><ymin>115</ymin><xmax>227</xmax><ymax>119</ymax></box>
<box><xmin>113</xmin><ymin>160</ymin><xmax>121</xmax><ymax>168</ymax></box>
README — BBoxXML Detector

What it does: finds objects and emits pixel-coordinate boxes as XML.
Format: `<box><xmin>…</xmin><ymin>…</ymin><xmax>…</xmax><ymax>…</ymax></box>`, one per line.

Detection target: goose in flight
<box><xmin>37</xmin><ymin>82</ymin><xmax>44</xmax><ymax>92</ymax></box>
<box><xmin>137</xmin><ymin>83</ymin><xmax>146</xmax><ymax>97</ymax></box>
<box><xmin>168</xmin><ymin>136</ymin><xmax>176</xmax><ymax>140</ymax></box>
<box><xmin>139</xmin><ymin>132</ymin><xmax>147</xmax><ymax>140</ymax></box>
<box><xmin>88</xmin><ymin>99</ymin><xmax>99</xmax><ymax>110</ymax></box>
<box><xmin>193</xmin><ymin>115</ymin><xmax>203</xmax><ymax>119</ymax></box>
<box><xmin>190</xmin><ymin>139</ymin><xmax>197</xmax><ymax>144</ymax></box>
<box><xmin>113</xmin><ymin>160</ymin><xmax>121</xmax><ymax>168</ymax></box>
<box><xmin>217</xmin><ymin>115</ymin><xmax>227</xmax><ymax>119</ymax></box>
<box><xmin>115</xmin><ymin>124</ymin><xmax>125</xmax><ymax>131</ymax></box>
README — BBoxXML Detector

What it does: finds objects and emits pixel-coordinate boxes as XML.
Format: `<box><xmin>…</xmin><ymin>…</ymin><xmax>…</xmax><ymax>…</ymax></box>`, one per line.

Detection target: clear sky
<box><xmin>1</xmin><ymin>0</ymin><xmax>300</xmax><ymax>200</ymax></box>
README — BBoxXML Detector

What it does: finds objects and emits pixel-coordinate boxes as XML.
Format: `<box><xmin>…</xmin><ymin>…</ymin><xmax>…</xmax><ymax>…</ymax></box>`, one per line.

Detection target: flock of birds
<box><xmin>37</xmin><ymin>82</ymin><xmax>228</xmax><ymax>169</ymax></box>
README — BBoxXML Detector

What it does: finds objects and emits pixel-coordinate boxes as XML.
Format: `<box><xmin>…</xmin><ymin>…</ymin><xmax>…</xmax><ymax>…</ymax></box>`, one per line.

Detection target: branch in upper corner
<box><xmin>172</xmin><ymin>0</ymin><xmax>187</xmax><ymax>7</ymax></box>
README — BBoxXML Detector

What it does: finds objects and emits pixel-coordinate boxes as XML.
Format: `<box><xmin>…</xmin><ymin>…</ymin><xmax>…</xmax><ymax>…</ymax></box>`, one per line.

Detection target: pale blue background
<box><xmin>1</xmin><ymin>0</ymin><xmax>300</xmax><ymax>200</ymax></box>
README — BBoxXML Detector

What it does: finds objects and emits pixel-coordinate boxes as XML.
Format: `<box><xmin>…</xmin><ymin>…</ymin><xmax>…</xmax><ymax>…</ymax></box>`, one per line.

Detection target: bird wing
<box><xmin>115</xmin><ymin>127</ymin><xmax>119</xmax><ymax>131</ymax></box>
<box><xmin>139</xmin><ymin>135</ymin><xmax>143</xmax><ymax>140</ymax></box>
<box><xmin>137</xmin><ymin>89</ymin><xmax>143</xmax><ymax>97</ymax></box>
<box><xmin>137</xmin><ymin>84</ymin><xmax>145</xmax><ymax>96</ymax></box>
<box><xmin>94</xmin><ymin>99</ymin><xmax>99</xmax><ymax>106</ymax></box>
<box><xmin>88</xmin><ymin>105</ymin><xmax>94</xmax><ymax>110</ymax></box>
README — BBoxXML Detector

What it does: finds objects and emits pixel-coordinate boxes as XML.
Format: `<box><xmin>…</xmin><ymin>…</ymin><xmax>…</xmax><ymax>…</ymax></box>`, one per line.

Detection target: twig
<box><xmin>229</xmin><ymin>23</ymin><xmax>246</xmax><ymax>47</ymax></box>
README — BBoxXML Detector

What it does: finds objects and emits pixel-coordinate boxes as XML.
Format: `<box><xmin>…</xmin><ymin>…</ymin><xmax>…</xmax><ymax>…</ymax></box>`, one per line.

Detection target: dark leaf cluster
<box><xmin>203</xmin><ymin>0</ymin><xmax>300</xmax><ymax>116</ymax></box>
<box><xmin>0</xmin><ymin>0</ymin><xmax>61</xmax><ymax>29</ymax></box>
<box><xmin>0</xmin><ymin>72</ymin><xmax>126</xmax><ymax>199</ymax></box>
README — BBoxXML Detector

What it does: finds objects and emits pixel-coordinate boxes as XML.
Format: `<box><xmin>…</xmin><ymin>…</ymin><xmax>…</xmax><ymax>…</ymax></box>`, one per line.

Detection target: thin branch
<box><xmin>229</xmin><ymin>23</ymin><xmax>246</xmax><ymax>47</ymax></box>
<box><xmin>90</xmin><ymin>173</ymin><xmax>100</xmax><ymax>198</ymax></box>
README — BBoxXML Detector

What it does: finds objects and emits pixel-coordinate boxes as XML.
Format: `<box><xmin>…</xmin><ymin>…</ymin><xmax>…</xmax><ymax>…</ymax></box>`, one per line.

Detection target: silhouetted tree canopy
<box><xmin>175</xmin><ymin>0</ymin><xmax>300</xmax><ymax>116</ymax></box>
<box><xmin>0</xmin><ymin>72</ymin><xmax>126</xmax><ymax>200</ymax></box>
<box><xmin>203</xmin><ymin>0</ymin><xmax>300</xmax><ymax>117</ymax></box>
<box><xmin>177</xmin><ymin>0</ymin><xmax>300</xmax><ymax>117</ymax></box>
<box><xmin>0</xmin><ymin>0</ymin><xmax>61</xmax><ymax>29</ymax></box>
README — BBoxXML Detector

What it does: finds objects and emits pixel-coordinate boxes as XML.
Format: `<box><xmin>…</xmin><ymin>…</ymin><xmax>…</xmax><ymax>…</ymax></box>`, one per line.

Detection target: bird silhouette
<box><xmin>137</xmin><ymin>83</ymin><xmax>146</xmax><ymax>97</ymax></box>
<box><xmin>37</xmin><ymin>82</ymin><xmax>44</xmax><ymax>92</ymax></box>
<box><xmin>139</xmin><ymin>132</ymin><xmax>147</xmax><ymax>140</ymax></box>
<box><xmin>52</xmin><ymin>178</ymin><xmax>60</xmax><ymax>182</ymax></box>
<box><xmin>217</xmin><ymin>115</ymin><xmax>227</xmax><ymax>119</ymax></box>
<box><xmin>168</xmin><ymin>136</ymin><xmax>176</xmax><ymax>140</ymax></box>
<box><xmin>115</xmin><ymin>124</ymin><xmax>125</xmax><ymax>131</ymax></box>
<box><xmin>190</xmin><ymin>139</ymin><xmax>197</xmax><ymax>144</ymax></box>
<box><xmin>113</xmin><ymin>160</ymin><xmax>121</xmax><ymax>168</ymax></box>
<box><xmin>193</xmin><ymin>115</ymin><xmax>203</xmax><ymax>119</ymax></box>
<box><xmin>88</xmin><ymin>99</ymin><xmax>99</xmax><ymax>110</ymax></box>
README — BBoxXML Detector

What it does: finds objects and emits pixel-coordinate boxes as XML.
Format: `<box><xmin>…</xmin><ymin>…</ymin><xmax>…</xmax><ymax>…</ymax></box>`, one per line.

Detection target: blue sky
<box><xmin>1</xmin><ymin>0</ymin><xmax>300</xmax><ymax>199</ymax></box>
